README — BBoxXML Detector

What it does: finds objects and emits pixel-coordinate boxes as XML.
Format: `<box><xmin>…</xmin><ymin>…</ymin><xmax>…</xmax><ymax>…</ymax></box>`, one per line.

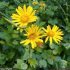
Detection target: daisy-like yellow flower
<box><xmin>32</xmin><ymin>1</ymin><xmax>38</xmax><ymax>5</ymax></box>
<box><xmin>39</xmin><ymin>1</ymin><xmax>46</xmax><ymax>7</ymax></box>
<box><xmin>43</xmin><ymin>25</ymin><xmax>63</xmax><ymax>45</ymax></box>
<box><xmin>11</xmin><ymin>5</ymin><xmax>38</xmax><ymax>28</ymax></box>
<box><xmin>20</xmin><ymin>24</ymin><xmax>43</xmax><ymax>49</ymax></box>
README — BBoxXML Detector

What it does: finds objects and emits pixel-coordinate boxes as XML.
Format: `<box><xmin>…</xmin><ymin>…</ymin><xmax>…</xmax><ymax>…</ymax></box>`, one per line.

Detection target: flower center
<box><xmin>47</xmin><ymin>31</ymin><xmax>55</xmax><ymax>37</ymax></box>
<box><xmin>28</xmin><ymin>33</ymin><xmax>36</xmax><ymax>40</ymax></box>
<box><xmin>21</xmin><ymin>15</ymin><xmax>29</xmax><ymax>23</ymax></box>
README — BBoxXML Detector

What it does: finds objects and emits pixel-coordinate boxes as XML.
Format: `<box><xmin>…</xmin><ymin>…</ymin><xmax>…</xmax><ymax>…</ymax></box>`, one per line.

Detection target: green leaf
<box><xmin>0</xmin><ymin>18</ymin><xmax>5</xmax><ymax>25</ymax></box>
<box><xmin>63</xmin><ymin>43</ymin><xmax>70</xmax><ymax>50</ymax></box>
<box><xmin>42</xmin><ymin>50</ymin><xmax>55</xmax><ymax>65</ymax></box>
<box><xmin>6</xmin><ymin>51</ymin><xmax>15</xmax><ymax>60</ymax></box>
<box><xmin>28</xmin><ymin>58</ymin><xmax>38</xmax><ymax>68</ymax></box>
<box><xmin>13</xmin><ymin>0</ymin><xmax>20</xmax><ymax>5</ymax></box>
<box><xmin>14</xmin><ymin>59</ymin><xmax>28</xmax><ymax>70</ymax></box>
<box><xmin>50</xmin><ymin>44</ymin><xmax>62</xmax><ymax>55</ymax></box>
<box><xmin>12</xmin><ymin>40</ymin><xmax>18</xmax><ymax>45</ymax></box>
<box><xmin>34</xmin><ymin>5</ymin><xmax>39</xmax><ymax>9</ymax></box>
<box><xmin>48</xmin><ymin>19</ymin><xmax>58</xmax><ymax>25</ymax></box>
<box><xmin>39</xmin><ymin>59</ymin><xmax>47</xmax><ymax>68</ymax></box>
<box><xmin>35</xmin><ymin>18</ymin><xmax>46</xmax><ymax>27</ymax></box>
<box><xmin>59</xmin><ymin>60</ymin><xmax>67</xmax><ymax>68</ymax></box>
<box><xmin>49</xmin><ymin>43</ymin><xmax>57</xmax><ymax>49</ymax></box>
<box><xmin>55</xmin><ymin>57</ymin><xmax>67</xmax><ymax>69</ymax></box>
<box><xmin>38</xmin><ymin>22</ymin><xmax>46</xmax><ymax>27</ymax></box>
<box><xmin>0</xmin><ymin>1</ymin><xmax>9</xmax><ymax>9</ymax></box>
<box><xmin>0</xmin><ymin>32</ymin><xmax>11</xmax><ymax>42</ymax></box>
<box><xmin>46</xmin><ymin>9</ymin><xmax>54</xmax><ymax>16</ymax></box>
<box><xmin>22</xmin><ymin>48</ymin><xmax>30</xmax><ymax>60</ymax></box>
<box><xmin>53</xmin><ymin>47</ymin><xmax>62</xmax><ymax>55</ymax></box>
<box><xmin>0</xmin><ymin>53</ymin><xmax>6</xmax><ymax>65</ymax></box>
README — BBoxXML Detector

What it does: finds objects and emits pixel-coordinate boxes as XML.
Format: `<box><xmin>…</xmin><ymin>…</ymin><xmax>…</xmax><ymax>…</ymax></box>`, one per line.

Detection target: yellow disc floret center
<box><xmin>28</xmin><ymin>33</ymin><xmax>37</xmax><ymax>40</ymax></box>
<box><xmin>21</xmin><ymin>15</ymin><xmax>29</xmax><ymax>23</ymax></box>
<box><xmin>47</xmin><ymin>31</ymin><xmax>55</xmax><ymax>37</ymax></box>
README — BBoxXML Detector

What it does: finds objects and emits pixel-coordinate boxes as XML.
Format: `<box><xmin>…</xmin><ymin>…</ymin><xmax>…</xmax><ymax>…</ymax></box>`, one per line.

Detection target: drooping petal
<box><xmin>31</xmin><ymin>42</ymin><xmax>37</xmax><ymax>49</ymax></box>
<box><xmin>49</xmin><ymin>37</ymin><xmax>53</xmax><ymax>45</ymax></box>
<box><xmin>42</xmin><ymin>27</ymin><xmax>47</xmax><ymax>32</ymax></box>
<box><xmin>18</xmin><ymin>22</ymin><xmax>28</xmax><ymax>28</ymax></box>
<box><xmin>20</xmin><ymin>39</ymin><xmax>30</xmax><ymax>45</ymax></box>
<box><xmin>53</xmin><ymin>37</ymin><xmax>59</xmax><ymax>44</ymax></box>
<box><xmin>24</xmin><ymin>40</ymin><xmax>30</xmax><ymax>45</ymax></box>
<box><xmin>20</xmin><ymin>39</ymin><xmax>28</xmax><ymax>44</ymax></box>
<box><xmin>45</xmin><ymin>37</ymin><xmax>49</xmax><ymax>43</ymax></box>
<box><xmin>12</xmin><ymin>19</ymin><xmax>20</xmax><ymax>22</ymax></box>
<box><xmin>37</xmin><ymin>39</ymin><xmax>43</xmax><ymax>43</ymax></box>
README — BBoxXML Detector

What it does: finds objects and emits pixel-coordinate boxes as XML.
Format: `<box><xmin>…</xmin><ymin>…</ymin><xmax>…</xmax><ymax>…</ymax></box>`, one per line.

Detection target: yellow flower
<box><xmin>43</xmin><ymin>25</ymin><xmax>63</xmax><ymax>45</ymax></box>
<box><xmin>32</xmin><ymin>1</ymin><xmax>38</xmax><ymax>5</ymax></box>
<box><xmin>20</xmin><ymin>24</ymin><xmax>43</xmax><ymax>49</ymax></box>
<box><xmin>11</xmin><ymin>5</ymin><xmax>38</xmax><ymax>28</ymax></box>
<box><xmin>40</xmin><ymin>1</ymin><xmax>46</xmax><ymax>7</ymax></box>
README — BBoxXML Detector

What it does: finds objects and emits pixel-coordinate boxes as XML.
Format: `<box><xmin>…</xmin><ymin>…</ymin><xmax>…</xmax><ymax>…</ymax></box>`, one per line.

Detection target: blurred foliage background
<box><xmin>0</xmin><ymin>0</ymin><xmax>70</xmax><ymax>70</ymax></box>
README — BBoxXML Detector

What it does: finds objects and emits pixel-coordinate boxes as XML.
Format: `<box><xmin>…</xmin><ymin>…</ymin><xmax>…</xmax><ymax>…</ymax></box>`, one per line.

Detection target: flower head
<box><xmin>11</xmin><ymin>5</ymin><xmax>38</xmax><ymax>28</ymax></box>
<box><xmin>39</xmin><ymin>1</ymin><xmax>46</xmax><ymax>7</ymax></box>
<box><xmin>32</xmin><ymin>1</ymin><xmax>38</xmax><ymax>5</ymax></box>
<box><xmin>43</xmin><ymin>25</ymin><xmax>63</xmax><ymax>45</ymax></box>
<box><xmin>20</xmin><ymin>24</ymin><xmax>43</xmax><ymax>49</ymax></box>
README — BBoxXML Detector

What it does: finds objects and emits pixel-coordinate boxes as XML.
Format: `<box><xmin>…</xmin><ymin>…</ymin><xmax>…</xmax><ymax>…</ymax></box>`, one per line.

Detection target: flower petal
<box><xmin>46</xmin><ymin>25</ymin><xmax>51</xmax><ymax>32</ymax></box>
<box><xmin>23</xmin><ymin>5</ymin><xmax>26</xmax><ymax>13</ymax></box>
<box><xmin>31</xmin><ymin>42</ymin><xmax>37</xmax><ymax>49</ymax></box>
<box><xmin>27</xmin><ymin>6</ymin><xmax>33</xmax><ymax>15</ymax></box>
<box><xmin>52</xmin><ymin>25</ymin><xmax>59</xmax><ymax>31</ymax></box>
<box><xmin>45</xmin><ymin>37</ymin><xmax>49</xmax><ymax>43</ymax></box>
<box><xmin>16</xmin><ymin>6</ymin><xmax>23</xmax><ymax>15</ymax></box>
<box><xmin>42</xmin><ymin>27</ymin><xmax>47</xmax><ymax>32</ymax></box>
<box><xmin>20</xmin><ymin>39</ymin><xmax>30</xmax><ymax>45</ymax></box>
<box><xmin>49</xmin><ymin>37</ymin><xmax>53</xmax><ymax>45</ymax></box>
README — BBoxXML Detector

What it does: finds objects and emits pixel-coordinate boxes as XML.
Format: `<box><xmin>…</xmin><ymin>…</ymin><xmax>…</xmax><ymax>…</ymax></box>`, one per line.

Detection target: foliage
<box><xmin>0</xmin><ymin>0</ymin><xmax>70</xmax><ymax>70</ymax></box>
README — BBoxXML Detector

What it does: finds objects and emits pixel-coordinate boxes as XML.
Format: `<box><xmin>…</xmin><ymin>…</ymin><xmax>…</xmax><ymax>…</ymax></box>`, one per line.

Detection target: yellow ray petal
<box><xmin>49</xmin><ymin>37</ymin><xmax>53</xmax><ymax>45</ymax></box>
<box><xmin>12</xmin><ymin>19</ymin><xmax>20</xmax><ymax>22</ymax></box>
<box><xmin>31</xmin><ymin>10</ymin><xmax>36</xmax><ymax>16</ymax></box>
<box><xmin>27</xmin><ymin>6</ymin><xmax>33</xmax><ymax>15</ymax></box>
<box><xmin>11</xmin><ymin>14</ymin><xmax>20</xmax><ymax>19</ymax></box>
<box><xmin>45</xmin><ymin>37</ymin><xmax>49</xmax><ymax>43</ymax></box>
<box><xmin>20</xmin><ymin>40</ymin><xmax>27</xmax><ymax>44</ymax></box>
<box><xmin>29</xmin><ymin>16</ymin><xmax>38</xmax><ymax>22</ymax></box>
<box><xmin>24</xmin><ymin>40</ymin><xmax>30</xmax><ymax>45</ymax></box>
<box><xmin>20</xmin><ymin>39</ymin><xmax>30</xmax><ymax>44</ymax></box>
<box><xmin>53</xmin><ymin>37</ymin><xmax>59</xmax><ymax>44</ymax></box>
<box><xmin>16</xmin><ymin>6</ymin><xmax>23</xmax><ymax>15</ymax></box>
<box><xmin>37</xmin><ymin>39</ymin><xmax>43</xmax><ymax>43</ymax></box>
<box><xmin>23</xmin><ymin>5</ymin><xmax>26</xmax><ymax>13</ymax></box>
<box><xmin>42</xmin><ymin>27</ymin><xmax>47</xmax><ymax>32</ymax></box>
<box><xmin>52</xmin><ymin>25</ymin><xmax>59</xmax><ymax>31</ymax></box>
<box><xmin>31</xmin><ymin>42</ymin><xmax>37</xmax><ymax>49</ymax></box>
<box><xmin>47</xmin><ymin>25</ymin><xmax>51</xmax><ymax>32</ymax></box>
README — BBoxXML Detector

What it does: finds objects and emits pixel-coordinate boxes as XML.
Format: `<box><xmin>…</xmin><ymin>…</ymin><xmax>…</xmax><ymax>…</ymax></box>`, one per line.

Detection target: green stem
<box><xmin>0</xmin><ymin>11</ymin><xmax>14</xmax><ymax>24</ymax></box>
